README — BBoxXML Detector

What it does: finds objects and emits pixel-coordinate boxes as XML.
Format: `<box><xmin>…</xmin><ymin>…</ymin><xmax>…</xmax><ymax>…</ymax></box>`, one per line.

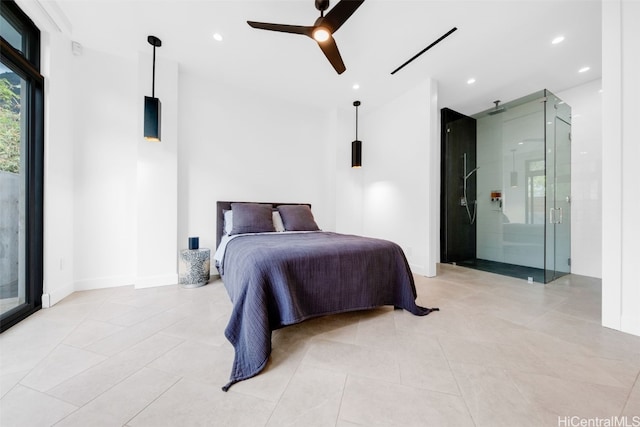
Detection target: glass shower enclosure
<box><xmin>471</xmin><ymin>89</ymin><xmax>571</xmax><ymax>283</ymax></box>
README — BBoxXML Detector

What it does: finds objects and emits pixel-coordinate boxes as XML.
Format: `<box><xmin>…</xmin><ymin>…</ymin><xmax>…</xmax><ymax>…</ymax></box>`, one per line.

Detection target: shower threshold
<box><xmin>456</xmin><ymin>258</ymin><xmax>545</xmax><ymax>283</ymax></box>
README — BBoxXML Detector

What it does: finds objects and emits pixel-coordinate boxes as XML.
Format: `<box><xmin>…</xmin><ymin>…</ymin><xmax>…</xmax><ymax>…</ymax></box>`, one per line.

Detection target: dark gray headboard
<box><xmin>216</xmin><ymin>201</ymin><xmax>311</xmax><ymax>248</ymax></box>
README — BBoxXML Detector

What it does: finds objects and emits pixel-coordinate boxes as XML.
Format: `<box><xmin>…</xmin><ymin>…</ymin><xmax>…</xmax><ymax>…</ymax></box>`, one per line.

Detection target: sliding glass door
<box><xmin>0</xmin><ymin>0</ymin><xmax>44</xmax><ymax>332</ymax></box>
<box><xmin>0</xmin><ymin>64</ymin><xmax>25</xmax><ymax>317</ymax></box>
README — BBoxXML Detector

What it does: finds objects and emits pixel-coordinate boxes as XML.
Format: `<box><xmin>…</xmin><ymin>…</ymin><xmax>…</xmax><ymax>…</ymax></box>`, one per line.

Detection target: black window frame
<box><xmin>0</xmin><ymin>0</ymin><xmax>44</xmax><ymax>333</ymax></box>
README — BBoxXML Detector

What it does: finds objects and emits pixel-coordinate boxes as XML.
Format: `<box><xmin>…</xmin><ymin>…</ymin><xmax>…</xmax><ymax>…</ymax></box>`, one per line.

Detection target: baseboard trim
<box><xmin>621</xmin><ymin>314</ymin><xmax>640</xmax><ymax>337</ymax></box>
<box><xmin>409</xmin><ymin>263</ymin><xmax>427</xmax><ymax>276</ymax></box>
<box><xmin>75</xmin><ymin>276</ymin><xmax>135</xmax><ymax>292</ymax></box>
<box><xmin>43</xmin><ymin>281</ymin><xmax>74</xmax><ymax>307</ymax></box>
<box><xmin>135</xmin><ymin>274</ymin><xmax>178</xmax><ymax>289</ymax></box>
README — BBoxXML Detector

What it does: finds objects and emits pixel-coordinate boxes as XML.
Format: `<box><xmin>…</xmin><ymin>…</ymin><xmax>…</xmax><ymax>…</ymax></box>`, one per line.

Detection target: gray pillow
<box><xmin>230</xmin><ymin>203</ymin><xmax>275</xmax><ymax>235</ymax></box>
<box><xmin>277</xmin><ymin>205</ymin><xmax>320</xmax><ymax>231</ymax></box>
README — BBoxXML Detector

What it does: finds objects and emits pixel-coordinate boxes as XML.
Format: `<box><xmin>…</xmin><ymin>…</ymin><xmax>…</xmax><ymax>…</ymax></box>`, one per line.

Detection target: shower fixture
<box><xmin>462</xmin><ymin>153</ymin><xmax>479</xmax><ymax>224</ymax></box>
<box><xmin>488</xmin><ymin>100</ymin><xmax>506</xmax><ymax>115</ymax></box>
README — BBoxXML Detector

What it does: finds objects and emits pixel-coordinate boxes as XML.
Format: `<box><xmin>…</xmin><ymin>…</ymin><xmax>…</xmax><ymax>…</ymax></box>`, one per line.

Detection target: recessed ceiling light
<box><xmin>578</xmin><ymin>66</ymin><xmax>590</xmax><ymax>73</ymax></box>
<box><xmin>467</xmin><ymin>78</ymin><xmax>476</xmax><ymax>85</ymax></box>
<box><xmin>552</xmin><ymin>36</ymin><xmax>565</xmax><ymax>45</ymax></box>
<box><xmin>213</xmin><ymin>33</ymin><xmax>223</xmax><ymax>42</ymax></box>
<box><xmin>518</xmin><ymin>141</ymin><xmax>524</xmax><ymax>145</ymax></box>
<box><xmin>352</xmin><ymin>83</ymin><xmax>360</xmax><ymax>90</ymax></box>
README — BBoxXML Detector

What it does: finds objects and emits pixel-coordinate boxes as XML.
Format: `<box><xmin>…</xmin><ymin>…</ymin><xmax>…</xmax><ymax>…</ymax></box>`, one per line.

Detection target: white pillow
<box><xmin>273</xmin><ymin>211</ymin><xmax>285</xmax><ymax>232</ymax></box>
<box><xmin>223</xmin><ymin>209</ymin><xmax>233</xmax><ymax>235</ymax></box>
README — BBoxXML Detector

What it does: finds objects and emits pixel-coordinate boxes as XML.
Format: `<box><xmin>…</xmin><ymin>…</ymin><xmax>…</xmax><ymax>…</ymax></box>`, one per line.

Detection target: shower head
<box><xmin>488</xmin><ymin>100</ymin><xmax>506</xmax><ymax>115</ymax></box>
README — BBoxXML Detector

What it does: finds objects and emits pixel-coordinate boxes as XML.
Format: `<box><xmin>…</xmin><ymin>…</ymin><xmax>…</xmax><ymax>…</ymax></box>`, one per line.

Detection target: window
<box><xmin>0</xmin><ymin>0</ymin><xmax>44</xmax><ymax>332</ymax></box>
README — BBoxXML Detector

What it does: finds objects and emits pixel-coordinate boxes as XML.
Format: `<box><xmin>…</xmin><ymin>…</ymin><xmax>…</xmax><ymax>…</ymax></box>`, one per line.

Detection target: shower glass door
<box><xmin>544</xmin><ymin>91</ymin><xmax>571</xmax><ymax>282</ymax></box>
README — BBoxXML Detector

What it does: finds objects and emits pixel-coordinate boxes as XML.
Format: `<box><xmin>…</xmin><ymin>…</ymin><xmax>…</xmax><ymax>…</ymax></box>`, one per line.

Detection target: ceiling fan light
<box><xmin>313</xmin><ymin>27</ymin><xmax>330</xmax><ymax>42</ymax></box>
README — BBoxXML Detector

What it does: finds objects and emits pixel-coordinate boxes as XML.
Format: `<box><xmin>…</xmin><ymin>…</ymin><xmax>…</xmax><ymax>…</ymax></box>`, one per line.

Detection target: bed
<box><xmin>215</xmin><ymin>201</ymin><xmax>438</xmax><ymax>391</ymax></box>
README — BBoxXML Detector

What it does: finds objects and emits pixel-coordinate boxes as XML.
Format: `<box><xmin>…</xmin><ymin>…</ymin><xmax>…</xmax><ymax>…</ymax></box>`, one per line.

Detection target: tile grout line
<box><xmin>333</xmin><ymin>374</ymin><xmax>349</xmax><ymax>426</ymax></box>
<box><xmin>123</xmin><ymin>375</ymin><xmax>184</xmax><ymax>426</ymax></box>
<box><xmin>436</xmin><ymin>335</ymin><xmax>479</xmax><ymax>427</ymax></box>
<box><xmin>619</xmin><ymin>369</ymin><xmax>640</xmax><ymax>417</ymax></box>
<box><xmin>48</xmin><ymin>359</ymin><xmax>168</xmax><ymax>425</ymax></box>
<box><xmin>260</xmin><ymin>338</ymin><xmax>310</xmax><ymax>426</ymax></box>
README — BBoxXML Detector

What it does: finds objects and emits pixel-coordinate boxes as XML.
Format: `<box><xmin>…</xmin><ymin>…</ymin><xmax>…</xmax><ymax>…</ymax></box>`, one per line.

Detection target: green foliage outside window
<box><xmin>0</xmin><ymin>77</ymin><xmax>20</xmax><ymax>174</ymax></box>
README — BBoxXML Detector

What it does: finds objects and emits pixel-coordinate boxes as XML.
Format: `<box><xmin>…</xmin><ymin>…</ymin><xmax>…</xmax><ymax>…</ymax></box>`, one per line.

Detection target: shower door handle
<box><xmin>549</xmin><ymin>207</ymin><xmax>563</xmax><ymax>224</ymax></box>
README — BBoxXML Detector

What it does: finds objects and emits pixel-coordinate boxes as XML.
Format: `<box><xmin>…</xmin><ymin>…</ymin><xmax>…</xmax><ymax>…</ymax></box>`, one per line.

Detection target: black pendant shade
<box><xmin>144</xmin><ymin>35</ymin><xmax>162</xmax><ymax>141</ymax></box>
<box><xmin>144</xmin><ymin>96</ymin><xmax>161</xmax><ymax>141</ymax></box>
<box><xmin>351</xmin><ymin>100</ymin><xmax>362</xmax><ymax>168</ymax></box>
<box><xmin>352</xmin><ymin>140</ymin><xmax>362</xmax><ymax>168</ymax></box>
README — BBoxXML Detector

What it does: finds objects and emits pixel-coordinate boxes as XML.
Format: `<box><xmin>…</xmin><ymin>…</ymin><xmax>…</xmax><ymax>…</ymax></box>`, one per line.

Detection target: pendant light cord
<box><xmin>151</xmin><ymin>45</ymin><xmax>156</xmax><ymax>98</ymax></box>
<box><xmin>147</xmin><ymin>35</ymin><xmax>162</xmax><ymax>98</ymax></box>
<box><xmin>355</xmin><ymin>104</ymin><xmax>358</xmax><ymax>140</ymax></box>
<box><xmin>353</xmin><ymin>100</ymin><xmax>360</xmax><ymax>140</ymax></box>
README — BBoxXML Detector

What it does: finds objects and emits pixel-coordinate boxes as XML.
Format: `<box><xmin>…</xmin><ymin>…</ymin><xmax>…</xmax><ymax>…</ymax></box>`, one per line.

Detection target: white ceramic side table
<box><xmin>178</xmin><ymin>248</ymin><xmax>210</xmax><ymax>288</ymax></box>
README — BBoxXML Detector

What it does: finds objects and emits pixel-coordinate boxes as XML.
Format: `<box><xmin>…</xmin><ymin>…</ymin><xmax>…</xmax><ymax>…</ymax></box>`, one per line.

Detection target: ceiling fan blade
<box><xmin>323</xmin><ymin>0</ymin><xmax>365</xmax><ymax>33</ymax></box>
<box><xmin>317</xmin><ymin>36</ymin><xmax>346</xmax><ymax>74</ymax></box>
<box><xmin>247</xmin><ymin>21</ymin><xmax>313</xmax><ymax>37</ymax></box>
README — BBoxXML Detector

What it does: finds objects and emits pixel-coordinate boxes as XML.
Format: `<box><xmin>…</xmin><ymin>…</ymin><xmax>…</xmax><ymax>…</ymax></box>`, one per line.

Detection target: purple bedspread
<box><xmin>219</xmin><ymin>232</ymin><xmax>437</xmax><ymax>390</ymax></box>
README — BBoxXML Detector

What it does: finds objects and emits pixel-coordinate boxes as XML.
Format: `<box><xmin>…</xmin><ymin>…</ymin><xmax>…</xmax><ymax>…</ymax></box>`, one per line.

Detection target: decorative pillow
<box><xmin>230</xmin><ymin>203</ymin><xmax>275</xmax><ymax>235</ymax></box>
<box><xmin>224</xmin><ymin>209</ymin><xmax>285</xmax><ymax>234</ymax></box>
<box><xmin>277</xmin><ymin>205</ymin><xmax>320</xmax><ymax>231</ymax></box>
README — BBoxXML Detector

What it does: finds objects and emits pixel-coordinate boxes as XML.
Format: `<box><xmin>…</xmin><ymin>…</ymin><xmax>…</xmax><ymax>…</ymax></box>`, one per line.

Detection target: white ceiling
<box><xmin>44</xmin><ymin>0</ymin><xmax>602</xmax><ymax>115</ymax></box>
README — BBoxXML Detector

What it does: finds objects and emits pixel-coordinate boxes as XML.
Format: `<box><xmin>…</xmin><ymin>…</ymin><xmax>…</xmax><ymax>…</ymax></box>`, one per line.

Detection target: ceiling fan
<box><xmin>247</xmin><ymin>0</ymin><xmax>365</xmax><ymax>75</ymax></box>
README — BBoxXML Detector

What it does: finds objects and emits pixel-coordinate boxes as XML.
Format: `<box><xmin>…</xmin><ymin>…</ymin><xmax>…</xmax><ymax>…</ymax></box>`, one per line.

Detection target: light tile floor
<box><xmin>1</xmin><ymin>264</ymin><xmax>639</xmax><ymax>426</ymax></box>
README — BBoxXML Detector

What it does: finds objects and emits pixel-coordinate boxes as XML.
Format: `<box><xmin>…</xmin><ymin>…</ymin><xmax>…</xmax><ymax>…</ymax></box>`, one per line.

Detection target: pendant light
<box><xmin>144</xmin><ymin>35</ymin><xmax>162</xmax><ymax>141</ymax></box>
<box><xmin>351</xmin><ymin>100</ymin><xmax>362</xmax><ymax>168</ymax></box>
<box><xmin>510</xmin><ymin>149</ymin><xmax>518</xmax><ymax>187</ymax></box>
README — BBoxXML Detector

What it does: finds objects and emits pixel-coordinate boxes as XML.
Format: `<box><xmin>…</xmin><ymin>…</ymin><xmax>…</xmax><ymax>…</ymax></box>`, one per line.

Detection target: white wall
<box><xmin>557</xmin><ymin>79</ymin><xmax>602</xmax><ymax>279</ymax></box>
<box><xmin>602</xmin><ymin>0</ymin><xmax>640</xmax><ymax>336</ymax></box>
<box><xmin>353</xmin><ymin>79</ymin><xmax>439</xmax><ymax>276</ymax></box>
<box><xmin>40</xmin><ymin>35</ymin><xmax>181</xmax><ymax>296</ymax></box>
<box><xmin>37</xmin><ymin>32</ymin><xmax>339</xmax><ymax>299</ymax></box>
<box><xmin>136</xmin><ymin>54</ymin><xmax>179</xmax><ymax>288</ymax></box>
<box><xmin>334</xmin><ymin>106</ymin><xmax>363</xmax><ymax>236</ymax></box>
<box><xmin>41</xmin><ymin>31</ymin><xmax>76</xmax><ymax>306</ymax></box>
<box><xmin>177</xmin><ymin>68</ymin><xmax>336</xmax><ymax>255</ymax></box>
<box><xmin>70</xmin><ymin>49</ymin><xmax>138</xmax><ymax>291</ymax></box>
<box><xmin>49</xmin><ymin>46</ymin><xmax>180</xmax><ymax>292</ymax></box>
